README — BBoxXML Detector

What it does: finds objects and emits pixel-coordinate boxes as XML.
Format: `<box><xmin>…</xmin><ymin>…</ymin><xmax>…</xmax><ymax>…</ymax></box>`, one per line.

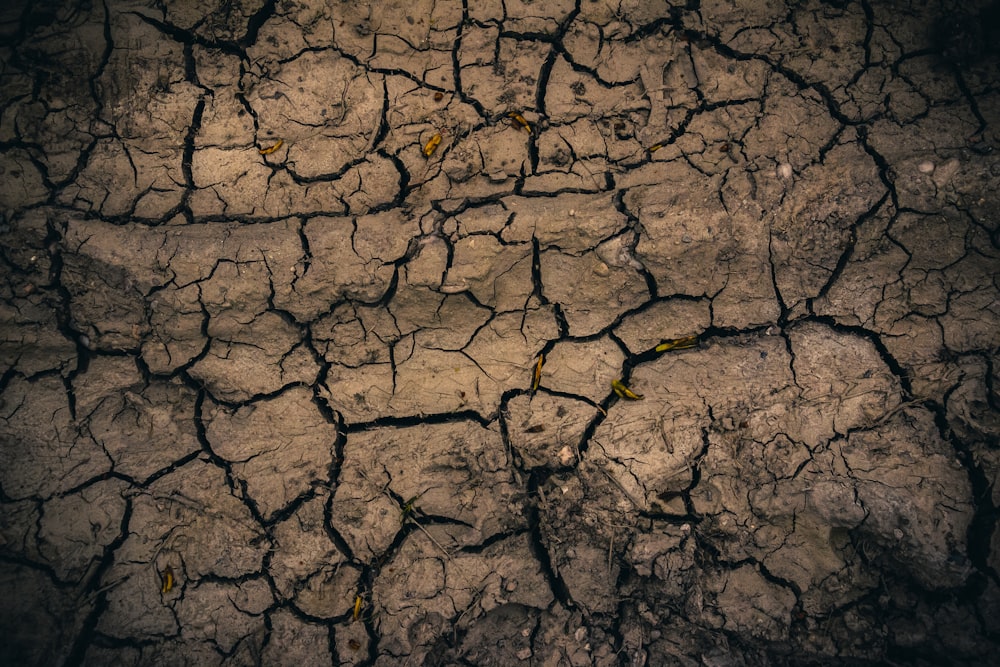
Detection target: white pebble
<box><xmin>558</xmin><ymin>445</ymin><xmax>576</xmax><ymax>466</ymax></box>
<box><xmin>917</xmin><ymin>160</ymin><xmax>935</xmax><ymax>174</ymax></box>
<box><xmin>777</xmin><ymin>163</ymin><xmax>793</xmax><ymax>180</ymax></box>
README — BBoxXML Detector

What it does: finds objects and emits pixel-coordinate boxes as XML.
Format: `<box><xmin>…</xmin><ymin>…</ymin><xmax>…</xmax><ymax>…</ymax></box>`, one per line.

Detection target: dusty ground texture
<box><xmin>1</xmin><ymin>0</ymin><xmax>999</xmax><ymax>665</ymax></box>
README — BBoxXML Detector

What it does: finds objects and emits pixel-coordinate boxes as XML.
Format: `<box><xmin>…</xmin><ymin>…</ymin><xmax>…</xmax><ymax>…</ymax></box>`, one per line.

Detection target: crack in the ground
<box><xmin>2</xmin><ymin>1</ymin><xmax>999</xmax><ymax>665</ymax></box>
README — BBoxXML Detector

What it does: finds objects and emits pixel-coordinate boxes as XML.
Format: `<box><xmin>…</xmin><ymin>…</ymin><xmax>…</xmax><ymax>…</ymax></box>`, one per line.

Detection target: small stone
<box><xmin>516</xmin><ymin>648</ymin><xmax>533</xmax><ymax>660</ymax></box>
<box><xmin>681</xmin><ymin>233</ymin><xmax>692</xmax><ymax>243</ymax></box>
<box><xmin>558</xmin><ymin>445</ymin><xmax>576</xmax><ymax>466</ymax></box>
<box><xmin>593</xmin><ymin>261</ymin><xmax>610</xmax><ymax>277</ymax></box>
<box><xmin>917</xmin><ymin>160</ymin><xmax>935</xmax><ymax>174</ymax></box>
<box><xmin>574</xmin><ymin>627</ymin><xmax>587</xmax><ymax>642</ymax></box>
<box><xmin>932</xmin><ymin>158</ymin><xmax>961</xmax><ymax>187</ymax></box>
<box><xmin>777</xmin><ymin>162</ymin><xmax>793</xmax><ymax>180</ymax></box>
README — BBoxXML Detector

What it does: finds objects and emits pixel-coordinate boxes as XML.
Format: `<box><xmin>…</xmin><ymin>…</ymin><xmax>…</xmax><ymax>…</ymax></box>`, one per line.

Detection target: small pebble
<box><xmin>777</xmin><ymin>162</ymin><xmax>793</xmax><ymax>180</ymax></box>
<box><xmin>681</xmin><ymin>233</ymin><xmax>692</xmax><ymax>243</ymax></box>
<box><xmin>917</xmin><ymin>160</ymin><xmax>935</xmax><ymax>174</ymax></box>
<box><xmin>933</xmin><ymin>157</ymin><xmax>961</xmax><ymax>186</ymax></box>
<box><xmin>558</xmin><ymin>445</ymin><xmax>576</xmax><ymax>466</ymax></box>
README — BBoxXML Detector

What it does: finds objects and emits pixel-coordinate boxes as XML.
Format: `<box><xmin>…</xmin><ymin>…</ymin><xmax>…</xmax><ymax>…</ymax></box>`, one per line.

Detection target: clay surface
<box><xmin>2</xmin><ymin>0</ymin><xmax>999</xmax><ymax>665</ymax></box>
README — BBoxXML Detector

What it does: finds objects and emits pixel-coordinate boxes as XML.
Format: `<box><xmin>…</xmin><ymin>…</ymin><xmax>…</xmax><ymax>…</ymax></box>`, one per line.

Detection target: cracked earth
<box><xmin>2</xmin><ymin>0</ymin><xmax>999</xmax><ymax>665</ymax></box>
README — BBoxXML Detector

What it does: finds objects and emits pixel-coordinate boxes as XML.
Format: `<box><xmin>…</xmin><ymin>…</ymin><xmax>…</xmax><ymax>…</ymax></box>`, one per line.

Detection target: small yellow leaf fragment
<box><xmin>258</xmin><ymin>138</ymin><xmax>284</xmax><ymax>155</ymax></box>
<box><xmin>353</xmin><ymin>594</ymin><xmax>363</xmax><ymax>621</ymax></box>
<box><xmin>507</xmin><ymin>112</ymin><xmax>533</xmax><ymax>135</ymax></box>
<box><xmin>647</xmin><ymin>143</ymin><xmax>663</xmax><ymax>153</ymax></box>
<box><xmin>531</xmin><ymin>353</ymin><xmax>544</xmax><ymax>392</ymax></box>
<box><xmin>611</xmin><ymin>379</ymin><xmax>643</xmax><ymax>400</ymax></box>
<box><xmin>160</xmin><ymin>565</ymin><xmax>174</xmax><ymax>594</ymax></box>
<box><xmin>654</xmin><ymin>335</ymin><xmax>699</xmax><ymax>353</ymax></box>
<box><xmin>422</xmin><ymin>132</ymin><xmax>442</xmax><ymax>157</ymax></box>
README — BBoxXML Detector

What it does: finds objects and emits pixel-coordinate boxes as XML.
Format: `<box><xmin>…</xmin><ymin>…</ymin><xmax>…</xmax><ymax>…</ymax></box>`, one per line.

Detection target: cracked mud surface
<box><xmin>2</xmin><ymin>0</ymin><xmax>1000</xmax><ymax>664</ymax></box>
